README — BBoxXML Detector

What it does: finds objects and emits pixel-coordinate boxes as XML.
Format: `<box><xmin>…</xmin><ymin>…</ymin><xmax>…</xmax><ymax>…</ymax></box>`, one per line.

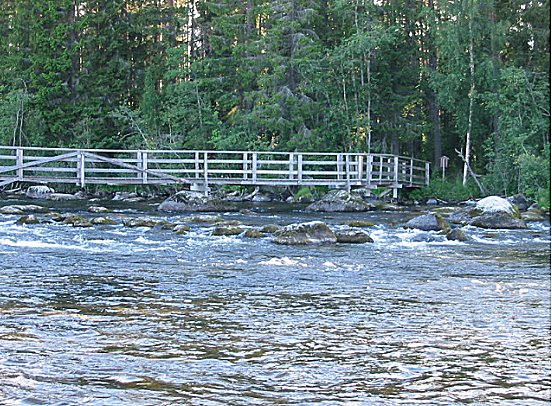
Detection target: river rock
<box><xmin>173</xmin><ymin>224</ymin><xmax>191</xmax><ymax>234</ymax></box>
<box><xmin>507</xmin><ymin>194</ymin><xmax>533</xmax><ymax>211</ymax></box>
<box><xmin>123</xmin><ymin>217</ymin><xmax>165</xmax><ymax>227</ymax></box>
<box><xmin>26</xmin><ymin>185</ymin><xmax>55</xmax><ymax>199</ymax></box>
<box><xmin>470</xmin><ymin>214</ymin><xmax>527</xmax><ymax>229</ymax></box>
<box><xmin>244</xmin><ymin>229</ymin><xmax>264</xmax><ymax>238</ymax></box>
<box><xmin>274</xmin><ymin>221</ymin><xmax>337</xmax><ymax>245</ymax></box>
<box><xmin>306</xmin><ymin>190</ymin><xmax>373</xmax><ymax>212</ymax></box>
<box><xmin>446</xmin><ymin>228</ymin><xmax>468</xmax><ymax>242</ymax></box>
<box><xmin>404</xmin><ymin>213</ymin><xmax>451</xmax><ymax>232</ymax></box>
<box><xmin>0</xmin><ymin>204</ymin><xmax>46</xmax><ymax>215</ymax></box>
<box><xmin>183</xmin><ymin>214</ymin><xmax>224</xmax><ymax>224</ymax></box>
<box><xmin>62</xmin><ymin>214</ymin><xmax>92</xmax><ymax>227</ymax></box>
<box><xmin>346</xmin><ymin>220</ymin><xmax>376</xmax><ymax>228</ymax></box>
<box><xmin>448</xmin><ymin>196</ymin><xmax>527</xmax><ymax>229</ymax></box>
<box><xmin>260</xmin><ymin>224</ymin><xmax>282</xmax><ymax>234</ymax></box>
<box><xmin>521</xmin><ymin>204</ymin><xmax>548</xmax><ymax>221</ymax></box>
<box><xmin>158</xmin><ymin>190</ymin><xmax>237</xmax><ymax>212</ymax></box>
<box><xmin>16</xmin><ymin>214</ymin><xmax>40</xmax><ymax>225</ymax></box>
<box><xmin>335</xmin><ymin>229</ymin><xmax>373</xmax><ymax>244</ymax></box>
<box><xmin>91</xmin><ymin>217</ymin><xmax>117</xmax><ymax>225</ymax></box>
<box><xmin>88</xmin><ymin>206</ymin><xmax>111</xmax><ymax>213</ymax></box>
<box><xmin>212</xmin><ymin>225</ymin><xmax>243</xmax><ymax>236</ymax></box>
<box><xmin>46</xmin><ymin>193</ymin><xmax>79</xmax><ymax>201</ymax></box>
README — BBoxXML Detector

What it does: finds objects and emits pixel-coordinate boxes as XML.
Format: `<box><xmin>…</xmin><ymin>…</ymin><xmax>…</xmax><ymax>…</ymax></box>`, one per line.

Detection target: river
<box><xmin>0</xmin><ymin>200</ymin><xmax>549</xmax><ymax>405</ymax></box>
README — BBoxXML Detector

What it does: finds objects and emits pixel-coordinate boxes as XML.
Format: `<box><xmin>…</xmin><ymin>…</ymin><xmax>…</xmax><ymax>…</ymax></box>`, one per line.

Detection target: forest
<box><xmin>0</xmin><ymin>0</ymin><xmax>549</xmax><ymax>202</ymax></box>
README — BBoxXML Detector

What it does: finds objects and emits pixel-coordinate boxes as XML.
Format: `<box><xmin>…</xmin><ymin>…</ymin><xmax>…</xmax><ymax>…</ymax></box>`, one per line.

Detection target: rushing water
<box><xmin>0</xmin><ymin>200</ymin><xmax>549</xmax><ymax>405</ymax></box>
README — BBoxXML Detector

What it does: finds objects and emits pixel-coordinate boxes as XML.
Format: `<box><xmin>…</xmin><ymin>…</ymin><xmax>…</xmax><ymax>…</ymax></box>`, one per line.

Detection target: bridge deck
<box><xmin>0</xmin><ymin>147</ymin><xmax>430</xmax><ymax>197</ymax></box>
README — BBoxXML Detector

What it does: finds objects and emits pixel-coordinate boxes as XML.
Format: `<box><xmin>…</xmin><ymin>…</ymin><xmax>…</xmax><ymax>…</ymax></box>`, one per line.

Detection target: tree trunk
<box><xmin>463</xmin><ymin>5</ymin><xmax>476</xmax><ymax>186</ymax></box>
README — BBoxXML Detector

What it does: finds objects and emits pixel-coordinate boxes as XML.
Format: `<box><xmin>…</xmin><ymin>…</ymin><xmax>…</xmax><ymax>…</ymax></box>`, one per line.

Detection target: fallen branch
<box><xmin>455</xmin><ymin>148</ymin><xmax>488</xmax><ymax>195</ymax></box>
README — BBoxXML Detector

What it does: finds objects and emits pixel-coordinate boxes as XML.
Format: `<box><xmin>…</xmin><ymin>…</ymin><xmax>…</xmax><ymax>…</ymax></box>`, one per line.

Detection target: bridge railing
<box><xmin>0</xmin><ymin>147</ymin><xmax>430</xmax><ymax>191</ymax></box>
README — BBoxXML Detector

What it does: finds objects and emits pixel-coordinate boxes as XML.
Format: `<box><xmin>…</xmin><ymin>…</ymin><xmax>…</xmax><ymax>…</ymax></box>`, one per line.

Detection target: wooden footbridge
<box><xmin>0</xmin><ymin>146</ymin><xmax>429</xmax><ymax>197</ymax></box>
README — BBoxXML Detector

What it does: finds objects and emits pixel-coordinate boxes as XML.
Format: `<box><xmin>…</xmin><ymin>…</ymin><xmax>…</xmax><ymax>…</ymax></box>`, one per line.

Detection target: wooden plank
<box><xmin>82</xmin><ymin>152</ymin><xmax>189</xmax><ymax>184</ymax></box>
<box><xmin>0</xmin><ymin>151</ymin><xmax>79</xmax><ymax>175</ymax></box>
<box><xmin>297</xmin><ymin>154</ymin><xmax>303</xmax><ymax>182</ymax></box>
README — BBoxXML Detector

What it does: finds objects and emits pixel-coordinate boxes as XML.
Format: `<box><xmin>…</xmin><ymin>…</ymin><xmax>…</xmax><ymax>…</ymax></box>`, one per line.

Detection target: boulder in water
<box><xmin>212</xmin><ymin>226</ymin><xmax>243</xmax><ymax>236</ymax></box>
<box><xmin>306</xmin><ymin>190</ymin><xmax>373</xmax><ymax>212</ymax></box>
<box><xmin>91</xmin><ymin>217</ymin><xmax>117</xmax><ymax>225</ymax></box>
<box><xmin>446</xmin><ymin>228</ymin><xmax>468</xmax><ymax>242</ymax></box>
<box><xmin>183</xmin><ymin>214</ymin><xmax>224</xmax><ymax>224</ymax></box>
<box><xmin>476</xmin><ymin>196</ymin><xmax>519</xmax><ymax>216</ymax></box>
<box><xmin>123</xmin><ymin>217</ymin><xmax>165</xmax><ymax>227</ymax></box>
<box><xmin>274</xmin><ymin>221</ymin><xmax>337</xmax><ymax>245</ymax></box>
<box><xmin>158</xmin><ymin>190</ymin><xmax>237</xmax><ymax>212</ymax></box>
<box><xmin>260</xmin><ymin>224</ymin><xmax>282</xmax><ymax>234</ymax></box>
<box><xmin>88</xmin><ymin>206</ymin><xmax>111</xmax><ymax>213</ymax></box>
<box><xmin>335</xmin><ymin>229</ymin><xmax>373</xmax><ymax>244</ymax></box>
<box><xmin>448</xmin><ymin>196</ymin><xmax>527</xmax><ymax>229</ymax></box>
<box><xmin>470</xmin><ymin>214</ymin><xmax>527</xmax><ymax>229</ymax></box>
<box><xmin>404</xmin><ymin>213</ymin><xmax>451</xmax><ymax>232</ymax></box>
<box><xmin>46</xmin><ymin>193</ymin><xmax>79</xmax><ymax>201</ymax></box>
<box><xmin>0</xmin><ymin>204</ymin><xmax>45</xmax><ymax>215</ymax></box>
<box><xmin>26</xmin><ymin>185</ymin><xmax>55</xmax><ymax>199</ymax></box>
<box><xmin>16</xmin><ymin>214</ymin><xmax>40</xmax><ymax>225</ymax></box>
<box><xmin>244</xmin><ymin>229</ymin><xmax>264</xmax><ymax>238</ymax></box>
<box><xmin>507</xmin><ymin>194</ymin><xmax>533</xmax><ymax>211</ymax></box>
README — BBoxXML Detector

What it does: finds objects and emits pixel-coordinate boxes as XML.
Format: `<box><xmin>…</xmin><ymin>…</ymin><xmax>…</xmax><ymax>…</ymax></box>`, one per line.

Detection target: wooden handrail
<box><xmin>0</xmin><ymin>146</ymin><xmax>430</xmax><ymax>192</ymax></box>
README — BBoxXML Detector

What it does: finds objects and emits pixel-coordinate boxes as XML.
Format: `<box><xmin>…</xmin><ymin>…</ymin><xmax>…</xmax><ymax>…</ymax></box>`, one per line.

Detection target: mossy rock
<box><xmin>63</xmin><ymin>214</ymin><xmax>89</xmax><ymax>226</ymax></box>
<box><xmin>16</xmin><ymin>214</ymin><xmax>40</xmax><ymax>225</ymax></box>
<box><xmin>91</xmin><ymin>217</ymin><xmax>117</xmax><ymax>225</ymax></box>
<box><xmin>220</xmin><ymin>219</ymin><xmax>242</xmax><ymax>226</ymax></box>
<box><xmin>274</xmin><ymin>221</ymin><xmax>337</xmax><ymax>245</ymax></box>
<box><xmin>346</xmin><ymin>220</ymin><xmax>376</xmax><ymax>228</ymax></box>
<box><xmin>335</xmin><ymin>229</ymin><xmax>374</xmax><ymax>244</ymax></box>
<box><xmin>260</xmin><ymin>224</ymin><xmax>282</xmax><ymax>233</ymax></box>
<box><xmin>88</xmin><ymin>206</ymin><xmax>111</xmax><ymax>214</ymax></box>
<box><xmin>446</xmin><ymin>228</ymin><xmax>468</xmax><ymax>242</ymax></box>
<box><xmin>183</xmin><ymin>215</ymin><xmax>224</xmax><ymax>224</ymax></box>
<box><xmin>212</xmin><ymin>226</ymin><xmax>244</xmax><ymax>236</ymax></box>
<box><xmin>404</xmin><ymin>213</ymin><xmax>451</xmax><ymax>233</ymax></box>
<box><xmin>123</xmin><ymin>217</ymin><xmax>165</xmax><ymax>227</ymax></box>
<box><xmin>244</xmin><ymin>229</ymin><xmax>264</xmax><ymax>238</ymax></box>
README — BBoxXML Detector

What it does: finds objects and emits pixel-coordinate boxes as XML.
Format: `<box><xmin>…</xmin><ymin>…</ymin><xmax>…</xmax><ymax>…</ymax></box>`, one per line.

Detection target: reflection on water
<box><xmin>0</xmin><ymin>205</ymin><xmax>549</xmax><ymax>405</ymax></box>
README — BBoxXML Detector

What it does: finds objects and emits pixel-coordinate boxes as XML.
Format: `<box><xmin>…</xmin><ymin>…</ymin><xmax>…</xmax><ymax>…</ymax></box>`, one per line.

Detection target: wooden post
<box><xmin>425</xmin><ymin>162</ymin><xmax>430</xmax><ymax>186</ymax></box>
<box><xmin>345</xmin><ymin>154</ymin><xmax>351</xmax><ymax>191</ymax></box>
<box><xmin>357</xmin><ymin>155</ymin><xmax>363</xmax><ymax>182</ymax></box>
<box><xmin>16</xmin><ymin>148</ymin><xmax>23</xmax><ymax>179</ymax></box>
<box><xmin>379</xmin><ymin>156</ymin><xmax>383</xmax><ymax>182</ymax></box>
<box><xmin>297</xmin><ymin>154</ymin><xmax>303</xmax><ymax>182</ymax></box>
<box><xmin>366</xmin><ymin>155</ymin><xmax>373</xmax><ymax>187</ymax></box>
<box><xmin>203</xmin><ymin>152</ymin><xmax>209</xmax><ymax>196</ymax></box>
<box><xmin>243</xmin><ymin>152</ymin><xmax>248</xmax><ymax>180</ymax></box>
<box><xmin>393</xmin><ymin>156</ymin><xmax>399</xmax><ymax>198</ymax></box>
<box><xmin>78</xmin><ymin>151</ymin><xmax>86</xmax><ymax>188</ymax></box>
<box><xmin>142</xmin><ymin>151</ymin><xmax>148</xmax><ymax>184</ymax></box>
<box><xmin>195</xmin><ymin>152</ymin><xmax>200</xmax><ymax>180</ymax></box>
<box><xmin>409</xmin><ymin>159</ymin><xmax>414</xmax><ymax>186</ymax></box>
<box><xmin>289</xmin><ymin>153</ymin><xmax>294</xmax><ymax>180</ymax></box>
<box><xmin>252</xmin><ymin>152</ymin><xmax>257</xmax><ymax>182</ymax></box>
<box><xmin>136</xmin><ymin>151</ymin><xmax>143</xmax><ymax>182</ymax></box>
<box><xmin>337</xmin><ymin>154</ymin><xmax>343</xmax><ymax>180</ymax></box>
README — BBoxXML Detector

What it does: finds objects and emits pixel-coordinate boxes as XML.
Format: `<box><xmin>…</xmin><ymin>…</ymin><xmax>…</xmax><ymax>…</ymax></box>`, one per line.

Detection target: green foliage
<box><xmin>0</xmin><ymin>0</ymin><xmax>547</xmax><ymax>201</ymax></box>
<box><xmin>409</xmin><ymin>178</ymin><xmax>481</xmax><ymax>202</ymax></box>
<box><xmin>294</xmin><ymin>187</ymin><xmax>313</xmax><ymax>201</ymax></box>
